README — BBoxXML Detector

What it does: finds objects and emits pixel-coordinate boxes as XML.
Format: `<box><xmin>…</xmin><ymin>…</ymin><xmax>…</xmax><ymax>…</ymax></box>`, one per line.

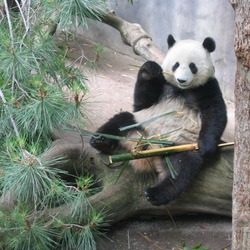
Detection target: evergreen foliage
<box><xmin>0</xmin><ymin>0</ymin><xmax>109</xmax><ymax>249</ymax></box>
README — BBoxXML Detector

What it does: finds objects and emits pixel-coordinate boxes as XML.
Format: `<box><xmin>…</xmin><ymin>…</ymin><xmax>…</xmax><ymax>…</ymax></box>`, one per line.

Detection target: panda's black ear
<box><xmin>167</xmin><ymin>34</ymin><xmax>176</xmax><ymax>48</ymax></box>
<box><xmin>202</xmin><ymin>37</ymin><xmax>216</xmax><ymax>53</ymax></box>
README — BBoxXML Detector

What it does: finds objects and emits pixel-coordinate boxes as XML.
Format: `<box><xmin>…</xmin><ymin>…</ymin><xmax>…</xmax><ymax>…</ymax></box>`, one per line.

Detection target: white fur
<box><xmin>122</xmin><ymin>96</ymin><xmax>201</xmax><ymax>174</ymax></box>
<box><xmin>161</xmin><ymin>39</ymin><xmax>214</xmax><ymax>89</ymax></box>
<box><xmin>134</xmin><ymin>96</ymin><xmax>201</xmax><ymax>145</ymax></box>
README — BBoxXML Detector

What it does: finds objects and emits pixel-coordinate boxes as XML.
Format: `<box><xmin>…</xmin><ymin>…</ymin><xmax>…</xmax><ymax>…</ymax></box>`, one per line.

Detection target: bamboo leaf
<box><xmin>119</xmin><ymin>111</ymin><xmax>177</xmax><ymax>131</ymax></box>
<box><xmin>165</xmin><ymin>156</ymin><xmax>178</xmax><ymax>179</ymax></box>
<box><xmin>80</xmin><ymin>129</ymin><xmax>174</xmax><ymax>146</ymax></box>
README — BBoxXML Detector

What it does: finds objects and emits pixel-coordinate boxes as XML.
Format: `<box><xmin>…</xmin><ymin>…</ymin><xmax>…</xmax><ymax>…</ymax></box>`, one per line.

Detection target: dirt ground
<box><xmin>96</xmin><ymin>215</ymin><xmax>232</xmax><ymax>250</ymax></box>
<box><xmin>65</xmin><ymin>35</ymin><xmax>232</xmax><ymax>250</ymax></box>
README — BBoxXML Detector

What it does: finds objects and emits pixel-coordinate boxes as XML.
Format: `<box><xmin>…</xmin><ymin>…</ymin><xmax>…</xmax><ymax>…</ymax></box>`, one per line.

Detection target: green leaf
<box><xmin>165</xmin><ymin>156</ymin><xmax>178</xmax><ymax>179</ymax></box>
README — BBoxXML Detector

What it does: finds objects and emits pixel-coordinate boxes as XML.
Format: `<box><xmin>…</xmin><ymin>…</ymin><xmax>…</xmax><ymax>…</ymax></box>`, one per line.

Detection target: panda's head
<box><xmin>162</xmin><ymin>34</ymin><xmax>216</xmax><ymax>89</ymax></box>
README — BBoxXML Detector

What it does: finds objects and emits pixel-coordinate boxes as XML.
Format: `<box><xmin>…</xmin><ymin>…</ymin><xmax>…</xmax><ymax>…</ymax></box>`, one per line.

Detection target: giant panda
<box><xmin>90</xmin><ymin>34</ymin><xmax>227</xmax><ymax>206</ymax></box>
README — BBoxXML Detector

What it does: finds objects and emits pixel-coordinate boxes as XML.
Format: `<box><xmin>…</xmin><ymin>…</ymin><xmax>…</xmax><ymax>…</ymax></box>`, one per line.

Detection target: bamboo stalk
<box><xmin>109</xmin><ymin>142</ymin><xmax>234</xmax><ymax>164</ymax></box>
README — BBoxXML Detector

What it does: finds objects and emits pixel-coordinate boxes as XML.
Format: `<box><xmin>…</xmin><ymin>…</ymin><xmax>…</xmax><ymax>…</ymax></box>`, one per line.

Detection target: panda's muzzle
<box><xmin>177</xmin><ymin>78</ymin><xmax>187</xmax><ymax>84</ymax></box>
<box><xmin>176</xmin><ymin>78</ymin><xmax>191</xmax><ymax>89</ymax></box>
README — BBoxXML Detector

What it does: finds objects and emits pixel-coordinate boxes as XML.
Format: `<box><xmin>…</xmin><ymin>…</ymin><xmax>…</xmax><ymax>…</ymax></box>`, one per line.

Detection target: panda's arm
<box><xmin>195</xmin><ymin>78</ymin><xmax>227</xmax><ymax>156</ymax></box>
<box><xmin>133</xmin><ymin>61</ymin><xmax>166</xmax><ymax>112</ymax></box>
<box><xmin>90</xmin><ymin>112</ymin><xmax>138</xmax><ymax>154</ymax></box>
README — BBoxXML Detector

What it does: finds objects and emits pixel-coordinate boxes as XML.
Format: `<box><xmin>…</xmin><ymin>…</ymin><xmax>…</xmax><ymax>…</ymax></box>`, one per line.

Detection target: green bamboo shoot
<box><xmin>109</xmin><ymin>142</ymin><xmax>234</xmax><ymax>163</ymax></box>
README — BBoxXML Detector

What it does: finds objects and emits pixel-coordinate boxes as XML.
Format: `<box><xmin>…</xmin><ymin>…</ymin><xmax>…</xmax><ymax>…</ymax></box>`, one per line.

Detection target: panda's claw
<box><xmin>144</xmin><ymin>191</ymin><xmax>150</xmax><ymax>200</ymax></box>
<box><xmin>90</xmin><ymin>136</ymin><xmax>106</xmax><ymax>146</ymax></box>
<box><xmin>145</xmin><ymin>187</ymin><xmax>163</xmax><ymax>206</ymax></box>
<box><xmin>89</xmin><ymin>136</ymin><xmax>114</xmax><ymax>154</ymax></box>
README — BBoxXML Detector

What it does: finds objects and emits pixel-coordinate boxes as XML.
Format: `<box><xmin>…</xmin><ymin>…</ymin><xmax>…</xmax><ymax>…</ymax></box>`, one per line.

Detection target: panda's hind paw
<box><xmin>145</xmin><ymin>187</ymin><xmax>170</xmax><ymax>206</ymax></box>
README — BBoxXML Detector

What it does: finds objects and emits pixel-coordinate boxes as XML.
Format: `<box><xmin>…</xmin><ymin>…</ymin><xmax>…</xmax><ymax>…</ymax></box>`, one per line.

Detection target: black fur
<box><xmin>90</xmin><ymin>112</ymin><xmax>143</xmax><ymax>154</ymax></box>
<box><xmin>90</xmin><ymin>61</ymin><xmax>227</xmax><ymax>206</ymax></box>
<box><xmin>202</xmin><ymin>37</ymin><xmax>216</xmax><ymax>53</ymax></box>
<box><xmin>167</xmin><ymin>34</ymin><xmax>176</xmax><ymax>48</ymax></box>
<box><xmin>145</xmin><ymin>151</ymin><xmax>203</xmax><ymax>205</ymax></box>
<box><xmin>133</xmin><ymin>61</ymin><xmax>166</xmax><ymax>112</ymax></box>
<box><xmin>194</xmin><ymin>78</ymin><xmax>227</xmax><ymax>156</ymax></box>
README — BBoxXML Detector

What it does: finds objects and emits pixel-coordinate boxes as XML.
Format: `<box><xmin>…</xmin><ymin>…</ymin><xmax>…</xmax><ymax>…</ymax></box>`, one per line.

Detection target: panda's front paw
<box><xmin>198</xmin><ymin>137</ymin><xmax>217</xmax><ymax>157</ymax></box>
<box><xmin>145</xmin><ymin>187</ymin><xmax>170</xmax><ymax>206</ymax></box>
<box><xmin>90</xmin><ymin>136</ymin><xmax>113</xmax><ymax>154</ymax></box>
<box><xmin>90</xmin><ymin>135</ymin><xmax>105</xmax><ymax>147</ymax></box>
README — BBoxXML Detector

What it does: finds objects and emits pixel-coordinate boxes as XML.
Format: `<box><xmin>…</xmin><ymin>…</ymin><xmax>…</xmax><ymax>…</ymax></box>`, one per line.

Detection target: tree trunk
<box><xmin>229</xmin><ymin>0</ymin><xmax>250</xmax><ymax>249</ymax></box>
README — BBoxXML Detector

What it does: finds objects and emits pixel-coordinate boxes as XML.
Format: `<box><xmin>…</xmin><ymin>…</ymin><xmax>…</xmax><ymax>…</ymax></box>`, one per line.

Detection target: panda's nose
<box><xmin>177</xmin><ymin>79</ymin><xmax>187</xmax><ymax>84</ymax></box>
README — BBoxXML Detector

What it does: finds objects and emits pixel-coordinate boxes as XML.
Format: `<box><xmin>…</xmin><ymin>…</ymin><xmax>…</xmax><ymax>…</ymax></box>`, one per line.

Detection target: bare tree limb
<box><xmin>100</xmin><ymin>10</ymin><xmax>165</xmax><ymax>64</ymax></box>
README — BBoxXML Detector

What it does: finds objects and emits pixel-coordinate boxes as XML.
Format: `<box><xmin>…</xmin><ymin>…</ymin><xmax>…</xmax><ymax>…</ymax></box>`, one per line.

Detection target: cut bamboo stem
<box><xmin>109</xmin><ymin>142</ymin><xmax>234</xmax><ymax>164</ymax></box>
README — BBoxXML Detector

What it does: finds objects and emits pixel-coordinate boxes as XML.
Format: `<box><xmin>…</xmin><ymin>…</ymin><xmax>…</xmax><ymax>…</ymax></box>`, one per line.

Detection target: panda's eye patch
<box><xmin>189</xmin><ymin>63</ymin><xmax>198</xmax><ymax>74</ymax></box>
<box><xmin>172</xmin><ymin>62</ymin><xmax>179</xmax><ymax>72</ymax></box>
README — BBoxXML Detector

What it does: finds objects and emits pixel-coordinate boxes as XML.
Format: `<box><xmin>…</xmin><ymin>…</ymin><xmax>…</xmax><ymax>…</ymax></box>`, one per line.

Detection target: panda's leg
<box><xmin>145</xmin><ymin>151</ymin><xmax>203</xmax><ymax>206</ymax></box>
<box><xmin>90</xmin><ymin>111</ymin><xmax>142</xmax><ymax>155</ymax></box>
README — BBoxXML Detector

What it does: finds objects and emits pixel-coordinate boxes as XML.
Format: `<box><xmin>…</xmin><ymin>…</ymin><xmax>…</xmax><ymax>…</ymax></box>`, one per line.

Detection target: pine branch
<box><xmin>3</xmin><ymin>0</ymin><xmax>14</xmax><ymax>46</ymax></box>
<box><xmin>14</xmin><ymin>0</ymin><xmax>29</xmax><ymax>32</ymax></box>
<box><xmin>0</xmin><ymin>1</ymin><xmax>110</xmax><ymax>249</ymax></box>
<box><xmin>0</xmin><ymin>89</ymin><xmax>20</xmax><ymax>137</ymax></box>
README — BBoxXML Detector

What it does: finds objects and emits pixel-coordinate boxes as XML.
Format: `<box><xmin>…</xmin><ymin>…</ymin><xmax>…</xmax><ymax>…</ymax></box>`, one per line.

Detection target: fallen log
<box><xmin>41</xmin><ymin>130</ymin><xmax>233</xmax><ymax>222</ymax></box>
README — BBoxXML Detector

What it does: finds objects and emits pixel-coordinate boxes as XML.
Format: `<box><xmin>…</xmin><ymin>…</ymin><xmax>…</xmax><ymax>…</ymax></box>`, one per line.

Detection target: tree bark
<box><xmin>101</xmin><ymin>10</ymin><xmax>165</xmax><ymax>64</ymax></box>
<box><xmin>229</xmin><ymin>0</ymin><xmax>250</xmax><ymax>249</ymax></box>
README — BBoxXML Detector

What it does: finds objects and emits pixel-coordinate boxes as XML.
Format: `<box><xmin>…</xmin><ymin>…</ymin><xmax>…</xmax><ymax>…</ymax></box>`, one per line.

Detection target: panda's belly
<box><xmin>134</xmin><ymin>98</ymin><xmax>201</xmax><ymax>144</ymax></box>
